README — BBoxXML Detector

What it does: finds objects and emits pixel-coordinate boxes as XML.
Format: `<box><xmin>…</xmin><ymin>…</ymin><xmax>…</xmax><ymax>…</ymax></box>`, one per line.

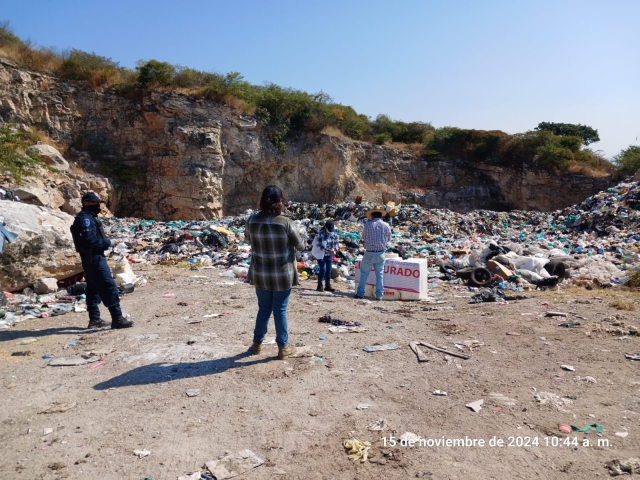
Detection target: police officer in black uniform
<box><xmin>70</xmin><ymin>192</ymin><xmax>134</xmax><ymax>329</ymax></box>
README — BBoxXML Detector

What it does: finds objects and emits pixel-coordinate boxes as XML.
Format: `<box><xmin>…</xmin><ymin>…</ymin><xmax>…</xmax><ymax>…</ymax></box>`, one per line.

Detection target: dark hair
<box><xmin>370</xmin><ymin>211</ymin><xmax>383</xmax><ymax>218</ymax></box>
<box><xmin>259</xmin><ymin>185</ymin><xmax>284</xmax><ymax>215</ymax></box>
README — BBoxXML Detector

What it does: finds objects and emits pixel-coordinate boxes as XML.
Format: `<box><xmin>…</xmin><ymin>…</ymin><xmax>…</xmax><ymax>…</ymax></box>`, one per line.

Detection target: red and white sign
<box><xmin>355</xmin><ymin>257</ymin><xmax>429</xmax><ymax>300</ymax></box>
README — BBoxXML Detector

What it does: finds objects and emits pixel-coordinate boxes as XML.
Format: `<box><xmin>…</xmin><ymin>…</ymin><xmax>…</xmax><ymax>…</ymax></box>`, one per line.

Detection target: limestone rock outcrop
<box><xmin>0</xmin><ymin>57</ymin><xmax>618</xmax><ymax>219</ymax></box>
<box><xmin>26</xmin><ymin>143</ymin><xmax>70</xmax><ymax>171</ymax></box>
<box><xmin>0</xmin><ymin>200</ymin><xmax>82</xmax><ymax>292</ymax></box>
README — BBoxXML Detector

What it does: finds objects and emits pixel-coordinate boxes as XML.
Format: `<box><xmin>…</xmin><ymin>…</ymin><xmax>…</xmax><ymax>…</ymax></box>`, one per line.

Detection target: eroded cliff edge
<box><xmin>0</xmin><ymin>58</ymin><xmax>615</xmax><ymax>220</ymax></box>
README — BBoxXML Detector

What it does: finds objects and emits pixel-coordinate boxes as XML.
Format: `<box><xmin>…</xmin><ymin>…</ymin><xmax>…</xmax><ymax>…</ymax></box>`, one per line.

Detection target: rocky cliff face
<box><xmin>0</xmin><ymin>58</ymin><xmax>616</xmax><ymax>219</ymax></box>
<box><xmin>0</xmin><ymin>200</ymin><xmax>82</xmax><ymax>292</ymax></box>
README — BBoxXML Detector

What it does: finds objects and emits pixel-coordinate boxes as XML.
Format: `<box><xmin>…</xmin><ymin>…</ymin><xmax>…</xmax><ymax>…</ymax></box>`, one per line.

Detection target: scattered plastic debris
<box><xmin>204</xmin><ymin>449</ymin><xmax>264</xmax><ymax>479</ymax></box>
<box><xmin>571</xmin><ymin>424</ymin><xmax>603</xmax><ymax>433</ymax></box>
<box><xmin>605</xmin><ymin>458</ymin><xmax>640</xmax><ymax>476</ymax></box>
<box><xmin>367</xmin><ymin>419</ymin><xmax>387</xmax><ymax>431</ymax></box>
<box><xmin>343</xmin><ymin>438</ymin><xmax>371</xmax><ymax>463</ymax></box>
<box><xmin>466</xmin><ymin>399</ymin><xmax>484</xmax><ymax>412</ymax></box>
<box><xmin>558</xmin><ymin>424</ymin><xmax>572</xmax><ymax>434</ymax></box>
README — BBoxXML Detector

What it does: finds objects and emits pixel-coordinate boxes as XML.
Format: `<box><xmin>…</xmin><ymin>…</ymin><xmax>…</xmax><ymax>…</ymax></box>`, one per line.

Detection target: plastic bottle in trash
<box><xmin>3</xmin><ymin>312</ymin><xmax>15</xmax><ymax>325</ymax></box>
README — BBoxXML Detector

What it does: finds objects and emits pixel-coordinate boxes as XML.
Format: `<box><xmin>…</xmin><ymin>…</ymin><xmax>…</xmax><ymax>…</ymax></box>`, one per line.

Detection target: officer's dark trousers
<box><xmin>80</xmin><ymin>253</ymin><xmax>122</xmax><ymax>322</ymax></box>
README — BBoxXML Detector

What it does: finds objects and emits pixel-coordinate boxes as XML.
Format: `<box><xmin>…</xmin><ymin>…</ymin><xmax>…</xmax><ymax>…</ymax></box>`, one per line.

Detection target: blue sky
<box><xmin>3</xmin><ymin>0</ymin><xmax>639</xmax><ymax>157</ymax></box>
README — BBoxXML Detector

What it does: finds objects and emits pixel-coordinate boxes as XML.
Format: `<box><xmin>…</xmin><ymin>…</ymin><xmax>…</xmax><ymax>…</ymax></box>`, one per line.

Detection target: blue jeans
<box><xmin>356</xmin><ymin>252</ymin><xmax>386</xmax><ymax>299</ymax></box>
<box><xmin>317</xmin><ymin>255</ymin><xmax>333</xmax><ymax>285</ymax></box>
<box><xmin>253</xmin><ymin>287</ymin><xmax>291</xmax><ymax>348</ymax></box>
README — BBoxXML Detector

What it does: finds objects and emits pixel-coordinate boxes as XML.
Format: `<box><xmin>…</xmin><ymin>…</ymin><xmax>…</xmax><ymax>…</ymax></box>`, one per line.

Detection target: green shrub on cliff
<box><xmin>0</xmin><ymin>128</ymin><xmax>51</xmax><ymax>182</ymax></box>
<box><xmin>372</xmin><ymin>114</ymin><xmax>434</xmax><ymax>144</ymax></box>
<box><xmin>0</xmin><ymin>21</ymin><xmax>20</xmax><ymax>46</ymax></box>
<box><xmin>60</xmin><ymin>49</ymin><xmax>124</xmax><ymax>88</ymax></box>
<box><xmin>424</xmin><ymin>127</ymin><xmax>613</xmax><ymax>174</ymax></box>
<box><xmin>535</xmin><ymin>122</ymin><xmax>600</xmax><ymax>146</ymax></box>
<box><xmin>136</xmin><ymin>59</ymin><xmax>176</xmax><ymax>87</ymax></box>
<box><xmin>172</xmin><ymin>67</ymin><xmax>223</xmax><ymax>88</ymax></box>
<box><xmin>614</xmin><ymin>146</ymin><xmax>640</xmax><ymax>176</ymax></box>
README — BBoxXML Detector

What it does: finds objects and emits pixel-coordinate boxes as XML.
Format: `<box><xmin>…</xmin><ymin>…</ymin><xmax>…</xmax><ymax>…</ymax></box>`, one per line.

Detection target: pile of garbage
<box><xmin>0</xmin><ymin>265</ymin><xmax>142</xmax><ymax>330</ymax></box>
<box><xmin>2</xmin><ymin>181</ymin><xmax>638</xmax><ymax>326</ymax></box>
<box><xmin>0</xmin><ymin>288</ymin><xmax>84</xmax><ymax>330</ymax></box>
<box><xmin>88</xmin><ymin>181</ymin><xmax>640</xmax><ymax>288</ymax></box>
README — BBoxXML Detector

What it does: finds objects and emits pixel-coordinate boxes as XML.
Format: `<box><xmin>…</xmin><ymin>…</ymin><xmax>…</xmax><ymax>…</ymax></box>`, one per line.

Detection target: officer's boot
<box><xmin>87</xmin><ymin>304</ymin><xmax>110</xmax><ymax>329</ymax></box>
<box><xmin>109</xmin><ymin>304</ymin><xmax>134</xmax><ymax>329</ymax></box>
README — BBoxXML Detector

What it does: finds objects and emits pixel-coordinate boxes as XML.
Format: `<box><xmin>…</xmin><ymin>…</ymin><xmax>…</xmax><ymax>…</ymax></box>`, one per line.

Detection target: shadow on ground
<box><xmin>93</xmin><ymin>351</ymin><xmax>275</xmax><ymax>390</ymax></box>
<box><xmin>0</xmin><ymin>326</ymin><xmax>88</xmax><ymax>342</ymax></box>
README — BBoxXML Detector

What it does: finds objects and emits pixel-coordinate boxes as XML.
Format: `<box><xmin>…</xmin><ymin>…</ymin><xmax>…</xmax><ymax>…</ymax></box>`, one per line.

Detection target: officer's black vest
<box><xmin>70</xmin><ymin>213</ymin><xmax>107</xmax><ymax>255</ymax></box>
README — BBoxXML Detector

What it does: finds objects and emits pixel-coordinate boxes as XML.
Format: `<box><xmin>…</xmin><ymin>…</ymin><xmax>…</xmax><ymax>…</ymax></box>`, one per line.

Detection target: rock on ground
<box><xmin>33</xmin><ymin>277</ymin><xmax>59</xmax><ymax>294</ymax></box>
<box><xmin>0</xmin><ymin>200</ymin><xmax>82</xmax><ymax>291</ymax></box>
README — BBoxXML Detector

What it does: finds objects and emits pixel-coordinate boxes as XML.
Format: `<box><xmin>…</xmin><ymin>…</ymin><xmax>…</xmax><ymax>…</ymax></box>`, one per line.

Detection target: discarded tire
<box><xmin>544</xmin><ymin>260</ymin><xmax>567</xmax><ymax>278</ymax></box>
<box><xmin>440</xmin><ymin>264</ymin><xmax>458</xmax><ymax>277</ymax></box>
<box><xmin>66</xmin><ymin>282</ymin><xmax>87</xmax><ymax>295</ymax></box>
<box><xmin>453</xmin><ymin>267</ymin><xmax>473</xmax><ymax>280</ymax></box>
<box><xmin>470</xmin><ymin>267</ymin><xmax>492</xmax><ymax>286</ymax></box>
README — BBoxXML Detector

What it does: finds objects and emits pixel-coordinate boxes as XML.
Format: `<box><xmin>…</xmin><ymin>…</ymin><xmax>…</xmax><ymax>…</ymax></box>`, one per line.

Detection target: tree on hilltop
<box><xmin>535</xmin><ymin>122</ymin><xmax>600</xmax><ymax>145</ymax></box>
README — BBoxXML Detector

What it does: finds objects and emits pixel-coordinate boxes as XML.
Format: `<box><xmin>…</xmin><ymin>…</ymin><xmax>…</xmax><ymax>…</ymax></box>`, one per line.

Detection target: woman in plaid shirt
<box><xmin>245</xmin><ymin>186</ymin><xmax>304</xmax><ymax>359</ymax></box>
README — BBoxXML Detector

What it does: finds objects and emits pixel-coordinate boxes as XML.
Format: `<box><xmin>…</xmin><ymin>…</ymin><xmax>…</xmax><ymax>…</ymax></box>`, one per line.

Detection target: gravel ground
<box><xmin>1</xmin><ymin>265</ymin><xmax>639</xmax><ymax>479</ymax></box>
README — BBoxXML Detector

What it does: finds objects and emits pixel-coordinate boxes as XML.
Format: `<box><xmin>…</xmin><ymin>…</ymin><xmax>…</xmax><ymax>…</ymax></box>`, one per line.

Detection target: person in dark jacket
<box><xmin>70</xmin><ymin>192</ymin><xmax>134</xmax><ymax>329</ymax></box>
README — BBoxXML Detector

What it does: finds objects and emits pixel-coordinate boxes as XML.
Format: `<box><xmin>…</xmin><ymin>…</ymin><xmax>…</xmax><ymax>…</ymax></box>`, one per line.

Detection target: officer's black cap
<box><xmin>81</xmin><ymin>192</ymin><xmax>105</xmax><ymax>204</ymax></box>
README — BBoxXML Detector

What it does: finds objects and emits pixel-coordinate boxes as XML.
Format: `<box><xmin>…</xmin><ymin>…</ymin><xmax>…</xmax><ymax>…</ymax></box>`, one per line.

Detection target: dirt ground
<box><xmin>1</xmin><ymin>265</ymin><xmax>640</xmax><ymax>480</ymax></box>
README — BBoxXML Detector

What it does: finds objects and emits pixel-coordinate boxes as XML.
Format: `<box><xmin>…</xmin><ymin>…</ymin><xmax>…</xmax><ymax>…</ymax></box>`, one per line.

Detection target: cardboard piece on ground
<box><xmin>38</xmin><ymin>402</ymin><xmax>77</xmax><ymax>414</ymax></box>
<box><xmin>48</xmin><ymin>356</ymin><xmax>101</xmax><ymax>366</ymax></box>
<box><xmin>363</xmin><ymin>343</ymin><xmax>399</xmax><ymax>352</ymax></box>
<box><xmin>328</xmin><ymin>326</ymin><xmax>367</xmax><ymax>333</ymax></box>
<box><xmin>205</xmin><ymin>449</ymin><xmax>264</xmax><ymax>479</ymax></box>
<box><xmin>355</xmin><ymin>257</ymin><xmax>430</xmax><ymax>300</ymax></box>
<box><xmin>486</xmin><ymin>259</ymin><xmax>513</xmax><ymax>279</ymax></box>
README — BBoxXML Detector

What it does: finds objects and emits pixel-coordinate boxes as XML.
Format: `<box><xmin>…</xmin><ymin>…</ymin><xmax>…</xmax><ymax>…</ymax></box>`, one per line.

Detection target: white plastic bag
<box><xmin>311</xmin><ymin>236</ymin><xmax>324</xmax><ymax>260</ymax></box>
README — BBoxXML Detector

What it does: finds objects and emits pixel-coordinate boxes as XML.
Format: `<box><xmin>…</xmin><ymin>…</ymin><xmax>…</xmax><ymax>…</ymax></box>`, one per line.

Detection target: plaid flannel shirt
<box><xmin>317</xmin><ymin>229</ymin><xmax>340</xmax><ymax>256</ymax></box>
<box><xmin>362</xmin><ymin>218</ymin><xmax>392</xmax><ymax>251</ymax></box>
<box><xmin>245</xmin><ymin>212</ymin><xmax>304</xmax><ymax>291</ymax></box>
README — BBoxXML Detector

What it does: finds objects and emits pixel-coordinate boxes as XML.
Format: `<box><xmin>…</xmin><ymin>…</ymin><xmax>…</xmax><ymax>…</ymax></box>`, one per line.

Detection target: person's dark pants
<box><xmin>81</xmin><ymin>253</ymin><xmax>122</xmax><ymax>322</ymax></box>
<box><xmin>317</xmin><ymin>255</ymin><xmax>333</xmax><ymax>287</ymax></box>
